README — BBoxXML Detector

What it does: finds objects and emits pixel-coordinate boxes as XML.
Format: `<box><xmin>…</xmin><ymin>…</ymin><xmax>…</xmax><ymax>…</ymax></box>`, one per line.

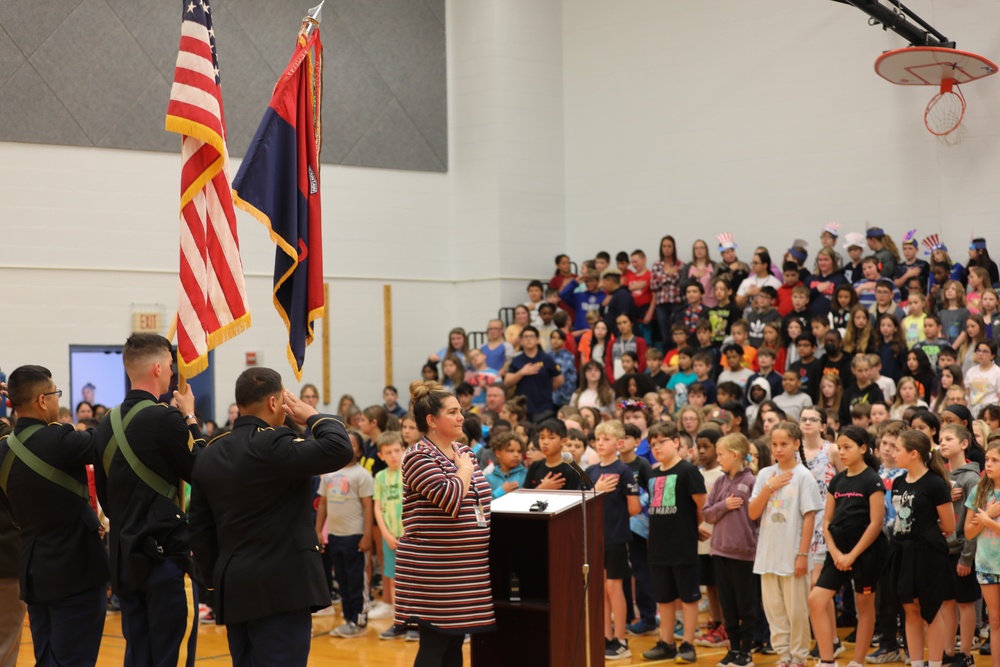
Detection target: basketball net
<box><xmin>925</xmin><ymin>78</ymin><xmax>966</xmax><ymax>146</ymax></box>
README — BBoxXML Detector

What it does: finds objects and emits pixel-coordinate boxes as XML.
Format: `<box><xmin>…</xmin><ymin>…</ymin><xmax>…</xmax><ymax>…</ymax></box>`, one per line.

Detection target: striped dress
<box><xmin>393</xmin><ymin>439</ymin><xmax>496</xmax><ymax>634</ymax></box>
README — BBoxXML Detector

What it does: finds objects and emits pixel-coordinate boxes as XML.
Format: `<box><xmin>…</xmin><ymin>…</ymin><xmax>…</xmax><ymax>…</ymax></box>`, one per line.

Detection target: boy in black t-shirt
<box><xmin>586</xmin><ymin>420</ymin><xmax>641</xmax><ymax>660</ymax></box>
<box><xmin>641</xmin><ymin>421</ymin><xmax>708</xmax><ymax>663</ymax></box>
<box><xmin>523</xmin><ymin>419</ymin><xmax>581</xmax><ymax>491</ymax></box>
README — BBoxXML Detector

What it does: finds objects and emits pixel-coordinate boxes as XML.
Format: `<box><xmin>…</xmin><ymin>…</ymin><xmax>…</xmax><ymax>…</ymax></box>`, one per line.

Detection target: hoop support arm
<box><xmin>828</xmin><ymin>0</ymin><xmax>955</xmax><ymax>48</ymax></box>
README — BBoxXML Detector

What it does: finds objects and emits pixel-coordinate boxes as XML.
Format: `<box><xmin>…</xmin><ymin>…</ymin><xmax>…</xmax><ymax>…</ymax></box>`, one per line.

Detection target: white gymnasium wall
<box><xmin>562</xmin><ymin>0</ymin><xmax>1000</xmax><ymax>265</ymax></box>
<box><xmin>0</xmin><ymin>142</ymin><xmax>455</xmax><ymax>419</ymax></box>
<box><xmin>0</xmin><ymin>0</ymin><xmax>570</xmax><ymax>420</ymax></box>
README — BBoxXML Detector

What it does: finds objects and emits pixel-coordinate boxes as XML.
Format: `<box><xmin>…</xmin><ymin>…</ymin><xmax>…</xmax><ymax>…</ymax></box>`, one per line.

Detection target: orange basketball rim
<box><xmin>875</xmin><ymin>46</ymin><xmax>998</xmax><ymax>139</ymax></box>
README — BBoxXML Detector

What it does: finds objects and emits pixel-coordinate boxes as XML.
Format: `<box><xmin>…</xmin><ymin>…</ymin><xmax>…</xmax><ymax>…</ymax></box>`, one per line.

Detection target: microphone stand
<box><xmin>579</xmin><ymin>472</ymin><xmax>594</xmax><ymax>667</ymax></box>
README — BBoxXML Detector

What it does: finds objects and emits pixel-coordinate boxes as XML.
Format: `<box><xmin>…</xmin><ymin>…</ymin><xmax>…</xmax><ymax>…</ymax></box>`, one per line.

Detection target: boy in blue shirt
<box><xmin>484</xmin><ymin>431</ymin><xmax>526</xmax><ymax>498</ymax></box>
<box><xmin>587</xmin><ymin>420</ymin><xmax>641</xmax><ymax>660</ymax></box>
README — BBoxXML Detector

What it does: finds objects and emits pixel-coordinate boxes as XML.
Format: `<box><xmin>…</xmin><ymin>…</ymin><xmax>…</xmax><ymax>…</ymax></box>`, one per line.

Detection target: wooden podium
<box><xmin>471</xmin><ymin>489</ymin><xmax>605</xmax><ymax>667</ymax></box>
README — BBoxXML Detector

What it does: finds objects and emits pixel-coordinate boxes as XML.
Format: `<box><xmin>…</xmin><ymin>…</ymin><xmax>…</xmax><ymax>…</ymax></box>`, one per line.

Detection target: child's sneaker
<box><xmin>405</xmin><ymin>628</ymin><xmax>420</xmax><ymax>641</ymax></box>
<box><xmin>716</xmin><ymin>650</ymin><xmax>738</xmax><ymax>667</ymax></box>
<box><xmin>730</xmin><ymin>652</ymin><xmax>755</xmax><ymax>667</ymax></box>
<box><xmin>332</xmin><ymin>622</ymin><xmax>367</xmax><ymax>638</ymax></box>
<box><xmin>673</xmin><ymin>619</ymin><xmax>685</xmax><ymax>640</ymax></box>
<box><xmin>379</xmin><ymin>625</ymin><xmax>407</xmax><ymax>640</ymax></box>
<box><xmin>695</xmin><ymin>621</ymin><xmax>723</xmax><ymax>647</ymax></box>
<box><xmin>705</xmin><ymin>623</ymin><xmax>729</xmax><ymax>648</ymax></box>
<box><xmin>865</xmin><ymin>647</ymin><xmax>902</xmax><ymax>664</ymax></box>
<box><xmin>643</xmin><ymin>640</ymin><xmax>678</xmax><ymax>661</ymax></box>
<box><xmin>605</xmin><ymin>638</ymin><xmax>631</xmax><ymax>660</ymax></box>
<box><xmin>677</xmin><ymin>641</ymin><xmax>698</xmax><ymax>664</ymax></box>
<box><xmin>367</xmin><ymin>601</ymin><xmax>394</xmax><ymax>619</ymax></box>
<box><xmin>627</xmin><ymin>618</ymin><xmax>658</xmax><ymax>636</ymax></box>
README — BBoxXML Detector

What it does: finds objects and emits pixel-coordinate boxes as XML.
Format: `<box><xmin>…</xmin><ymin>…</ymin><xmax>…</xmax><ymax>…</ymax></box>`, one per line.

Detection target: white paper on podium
<box><xmin>490</xmin><ymin>491</ymin><xmax>587</xmax><ymax>515</ymax></box>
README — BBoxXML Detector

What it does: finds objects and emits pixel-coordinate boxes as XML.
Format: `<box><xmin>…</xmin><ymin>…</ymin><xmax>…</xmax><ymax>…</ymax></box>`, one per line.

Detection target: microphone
<box><xmin>562</xmin><ymin>451</ymin><xmax>593</xmax><ymax>489</ymax></box>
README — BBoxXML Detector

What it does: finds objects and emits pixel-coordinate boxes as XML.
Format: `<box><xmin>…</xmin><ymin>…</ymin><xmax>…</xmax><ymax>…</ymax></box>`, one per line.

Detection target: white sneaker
<box><xmin>311</xmin><ymin>605</ymin><xmax>336</xmax><ymax>617</ymax></box>
<box><xmin>368</xmin><ymin>601</ymin><xmax>394</xmax><ymax>619</ymax></box>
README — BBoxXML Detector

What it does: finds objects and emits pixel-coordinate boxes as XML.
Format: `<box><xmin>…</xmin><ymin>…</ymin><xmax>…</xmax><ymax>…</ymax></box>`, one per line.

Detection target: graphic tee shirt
<box><xmin>319</xmin><ymin>464</ymin><xmax>374</xmax><ymax>537</ymax></box>
<box><xmin>586</xmin><ymin>460</ymin><xmax>639</xmax><ymax>546</ymax></box>
<box><xmin>891</xmin><ymin>471</ymin><xmax>951</xmax><ymax>539</ymax></box>
<box><xmin>647</xmin><ymin>460</ymin><xmax>706</xmax><ymax>565</ymax></box>
<box><xmin>966</xmin><ymin>486</ymin><xmax>1000</xmax><ymax>575</ymax></box>
<box><xmin>374</xmin><ymin>467</ymin><xmax>404</xmax><ymax>538</ymax></box>
<box><xmin>751</xmin><ymin>464</ymin><xmax>824</xmax><ymax>576</ymax></box>
<box><xmin>827</xmin><ymin>467</ymin><xmax>885</xmax><ymax>551</ymax></box>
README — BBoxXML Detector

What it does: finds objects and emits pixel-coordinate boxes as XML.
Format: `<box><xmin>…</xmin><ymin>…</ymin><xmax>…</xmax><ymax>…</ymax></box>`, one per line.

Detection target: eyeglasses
<box><xmin>800</xmin><ymin>416</ymin><xmax>822</xmax><ymax>424</ymax></box>
<box><xmin>43</xmin><ymin>389</ymin><xmax>63</xmax><ymax>398</ymax></box>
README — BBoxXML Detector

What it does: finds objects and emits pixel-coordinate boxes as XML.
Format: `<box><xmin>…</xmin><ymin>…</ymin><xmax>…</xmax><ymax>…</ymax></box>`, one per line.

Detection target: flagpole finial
<box><xmin>302</xmin><ymin>1</ymin><xmax>324</xmax><ymax>37</ymax></box>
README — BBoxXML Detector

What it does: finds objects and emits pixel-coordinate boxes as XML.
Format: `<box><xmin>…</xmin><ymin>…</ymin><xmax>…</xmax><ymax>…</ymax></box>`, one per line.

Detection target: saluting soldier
<box><xmin>94</xmin><ymin>334</ymin><xmax>203</xmax><ymax>667</ymax></box>
<box><xmin>189</xmin><ymin>367</ymin><xmax>354</xmax><ymax>667</ymax></box>
<box><xmin>0</xmin><ymin>365</ymin><xmax>109</xmax><ymax>667</ymax></box>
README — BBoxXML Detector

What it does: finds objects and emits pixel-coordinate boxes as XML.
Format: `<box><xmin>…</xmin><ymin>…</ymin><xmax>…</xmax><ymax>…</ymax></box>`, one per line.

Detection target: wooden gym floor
<box><xmin>13</xmin><ymin>610</ymin><xmax>996</xmax><ymax>666</ymax></box>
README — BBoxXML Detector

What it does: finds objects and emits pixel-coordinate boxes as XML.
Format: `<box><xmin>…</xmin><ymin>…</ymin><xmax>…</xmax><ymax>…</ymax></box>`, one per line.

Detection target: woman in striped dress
<box><xmin>394</xmin><ymin>380</ymin><xmax>495</xmax><ymax>666</ymax></box>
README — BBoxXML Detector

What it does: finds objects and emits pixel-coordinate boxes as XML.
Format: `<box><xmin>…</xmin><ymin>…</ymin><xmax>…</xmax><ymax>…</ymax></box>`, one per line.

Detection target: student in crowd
<box><xmin>808</xmin><ymin>426</ymin><xmax>886</xmax><ymax>667</ymax></box>
<box><xmin>641</xmin><ymin>421</ymin><xmax>706</xmax><ymax>662</ymax></box>
<box><xmin>587</xmin><ymin>420</ymin><xmax>641</xmax><ymax>660</ymax></box>
<box><xmin>749</xmin><ymin>421</ymin><xmax>823</xmax><ymax>667</ymax></box>
<box><xmin>372</xmin><ymin>432</ymin><xmax>410</xmax><ymax>639</ymax></box>
<box><xmin>939</xmin><ymin>425</ymin><xmax>981</xmax><ymax>667</ymax></box>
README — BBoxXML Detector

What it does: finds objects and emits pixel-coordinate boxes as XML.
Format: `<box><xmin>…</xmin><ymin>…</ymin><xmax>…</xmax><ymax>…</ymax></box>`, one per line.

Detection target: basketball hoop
<box><xmin>925</xmin><ymin>79</ymin><xmax>966</xmax><ymax>143</ymax></box>
<box><xmin>875</xmin><ymin>46</ymin><xmax>997</xmax><ymax>145</ymax></box>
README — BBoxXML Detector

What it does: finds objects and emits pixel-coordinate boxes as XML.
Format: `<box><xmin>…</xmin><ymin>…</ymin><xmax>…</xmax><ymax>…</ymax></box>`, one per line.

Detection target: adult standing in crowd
<box><xmin>189</xmin><ymin>367</ymin><xmax>354</xmax><ymax>667</ymax></box>
<box><xmin>0</xmin><ymin>366</ymin><xmax>108</xmax><ymax>667</ymax></box>
<box><xmin>94</xmin><ymin>333</ymin><xmax>204</xmax><ymax>667</ymax></box>
<box><xmin>736</xmin><ymin>250</ymin><xmax>782</xmax><ymax>310</ymax></box>
<box><xmin>650</xmin><ymin>234</ymin><xmax>685</xmax><ymax>348</ymax></box>
<box><xmin>683</xmin><ymin>239</ymin><xmax>717</xmax><ymax>307</ymax></box>
<box><xmin>394</xmin><ymin>381</ymin><xmax>494</xmax><ymax>666</ymax></box>
<box><xmin>807</xmin><ymin>248</ymin><xmax>847</xmax><ymax>316</ymax></box>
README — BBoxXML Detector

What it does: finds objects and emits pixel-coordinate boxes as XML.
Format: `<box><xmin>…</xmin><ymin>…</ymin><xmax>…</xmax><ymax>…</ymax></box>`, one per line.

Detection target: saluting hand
<box><xmin>283</xmin><ymin>390</ymin><xmax>318</xmax><ymax>425</ymax></box>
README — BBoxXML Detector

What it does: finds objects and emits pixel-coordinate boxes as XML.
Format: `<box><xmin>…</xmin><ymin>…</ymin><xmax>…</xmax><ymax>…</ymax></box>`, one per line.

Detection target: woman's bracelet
<box><xmin>459</xmin><ymin>465</ymin><xmax>474</xmax><ymax>472</ymax></box>
<box><xmin>796</xmin><ymin>553</ymin><xmax>808</xmax><ymax>558</ymax></box>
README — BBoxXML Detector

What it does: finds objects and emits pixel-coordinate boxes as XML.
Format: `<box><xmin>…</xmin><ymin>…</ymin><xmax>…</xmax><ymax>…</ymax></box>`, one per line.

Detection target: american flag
<box><xmin>165</xmin><ymin>0</ymin><xmax>250</xmax><ymax>378</ymax></box>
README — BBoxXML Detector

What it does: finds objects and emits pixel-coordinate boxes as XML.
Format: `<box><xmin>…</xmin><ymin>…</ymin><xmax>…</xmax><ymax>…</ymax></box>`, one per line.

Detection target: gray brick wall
<box><xmin>0</xmin><ymin>0</ymin><xmax>447</xmax><ymax>172</ymax></box>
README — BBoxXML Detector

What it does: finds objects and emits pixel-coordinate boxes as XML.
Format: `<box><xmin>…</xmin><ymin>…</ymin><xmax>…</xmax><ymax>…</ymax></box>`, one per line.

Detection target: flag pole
<box><xmin>322</xmin><ymin>282</ymin><xmax>331</xmax><ymax>406</ymax></box>
<box><xmin>302</xmin><ymin>1</ymin><xmax>324</xmax><ymax>36</ymax></box>
<box><xmin>165</xmin><ymin>313</ymin><xmax>188</xmax><ymax>393</ymax></box>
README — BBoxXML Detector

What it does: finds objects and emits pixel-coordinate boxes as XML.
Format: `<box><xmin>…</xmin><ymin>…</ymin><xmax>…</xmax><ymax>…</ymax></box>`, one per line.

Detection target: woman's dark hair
<box><xmin>968</xmin><ymin>239</ymin><xmax>993</xmax><ymax>270</ymax></box>
<box><xmin>409</xmin><ymin>380</ymin><xmax>454</xmax><ymax>434</ymax></box>
<box><xmin>838</xmin><ymin>425</ymin><xmax>880</xmax><ymax>470</ymax></box>
<box><xmin>910</xmin><ymin>409</ymin><xmax>940</xmax><ymax>438</ymax></box>
<box><xmin>659</xmin><ymin>235</ymin><xmax>678</xmax><ymax>262</ymax></box>
<box><xmin>554</xmin><ymin>253</ymin><xmax>569</xmax><ymax>266</ymax></box>
<box><xmin>755</xmin><ymin>250</ymin><xmax>773</xmax><ymax>274</ymax></box>
<box><xmin>749</xmin><ymin>399</ymin><xmax>781</xmax><ymax>439</ymax></box>
<box><xmin>722</xmin><ymin>401</ymin><xmax>748</xmax><ymax>436</ymax></box>
<box><xmin>906</xmin><ymin>348</ymin><xmax>933</xmax><ymax>396</ymax></box>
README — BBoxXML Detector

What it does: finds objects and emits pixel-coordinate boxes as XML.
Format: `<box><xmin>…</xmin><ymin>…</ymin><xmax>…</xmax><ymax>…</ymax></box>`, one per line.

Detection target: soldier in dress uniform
<box><xmin>189</xmin><ymin>367</ymin><xmax>354</xmax><ymax>667</ymax></box>
<box><xmin>0</xmin><ymin>365</ymin><xmax>109</xmax><ymax>667</ymax></box>
<box><xmin>93</xmin><ymin>334</ymin><xmax>203</xmax><ymax>667</ymax></box>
